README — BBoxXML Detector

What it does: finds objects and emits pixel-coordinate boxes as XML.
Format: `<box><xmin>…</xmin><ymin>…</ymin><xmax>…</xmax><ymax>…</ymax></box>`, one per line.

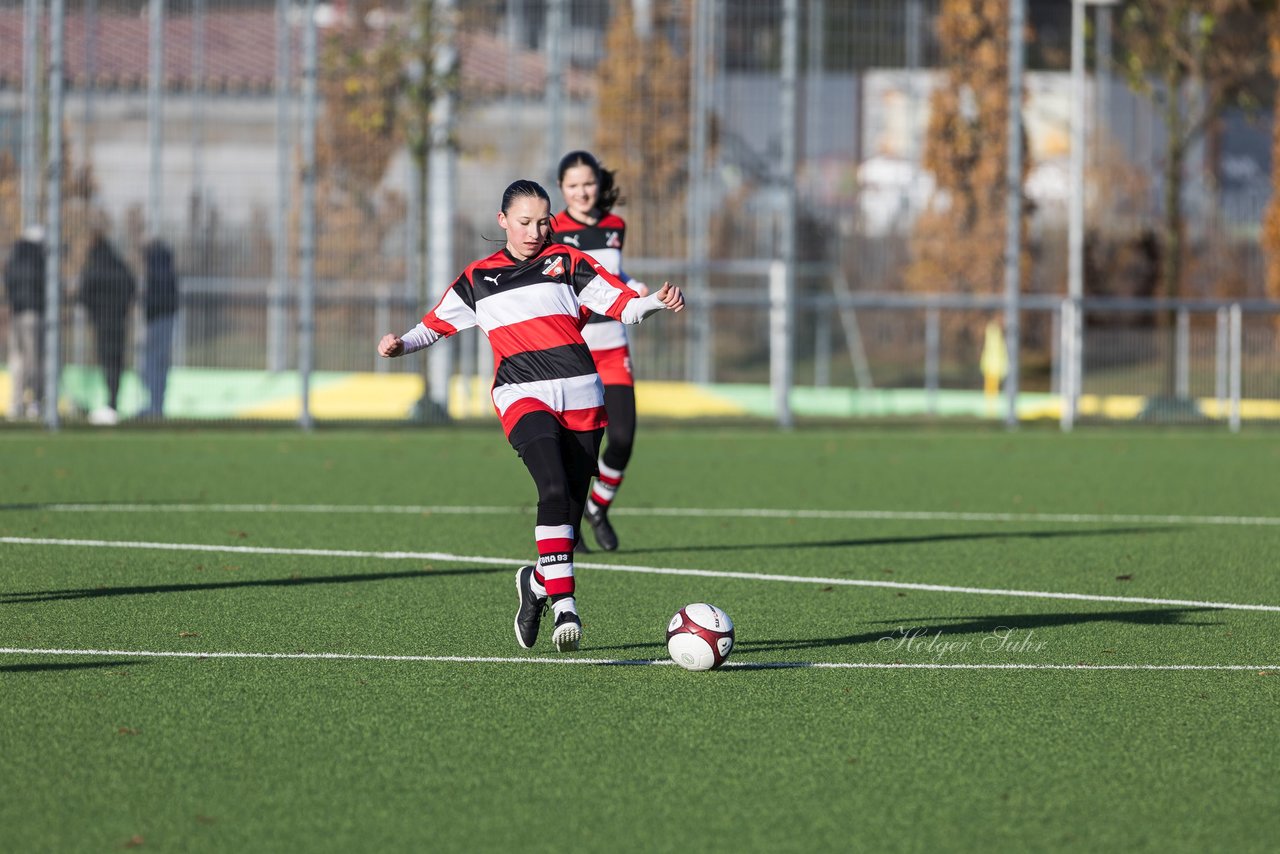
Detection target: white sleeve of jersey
<box><xmin>429</xmin><ymin>286</ymin><xmax>478</xmax><ymax>333</ymax></box>
<box><xmin>400</xmin><ymin>322</ymin><xmax>443</xmax><ymax>354</ymax></box>
<box><xmin>619</xmin><ymin>292</ymin><xmax>667</xmax><ymax>324</ymax></box>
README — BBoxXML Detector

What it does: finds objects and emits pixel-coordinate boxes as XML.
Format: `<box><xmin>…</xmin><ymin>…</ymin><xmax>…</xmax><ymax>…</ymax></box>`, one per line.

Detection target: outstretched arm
<box><xmin>378</xmin><ymin>322</ymin><xmax>442</xmax><ymax>358</ymax></box>
<box><xmin>619</xmin><ymin>282</ymin><xmax>684</xmax><ymax>323</ymax></box>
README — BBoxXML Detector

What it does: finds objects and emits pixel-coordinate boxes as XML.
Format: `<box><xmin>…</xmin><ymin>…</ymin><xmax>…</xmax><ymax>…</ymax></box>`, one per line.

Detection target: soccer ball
<box><xmin>666</xmin><ymin>603</ymin><xmax>735</xmax><ymax>671</ymax></box>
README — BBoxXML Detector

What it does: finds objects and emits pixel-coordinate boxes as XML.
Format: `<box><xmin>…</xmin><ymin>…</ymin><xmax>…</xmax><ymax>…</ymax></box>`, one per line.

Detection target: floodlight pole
<box><xmin>20</xmin><ymin>0</ymin><xmax>40</xmax><ymax>232</ymax></box>
<box><xmin>1001</xmin><ymin>0</ymin><xmax>1026</xmax><ymax>430</ymax></box>
<box><xmin>1064</xmin><ymin>0</ymin><xmax>1120</xmax><ymax>431</ymax></box>
<box><xmin>269</xmin><ymin>0</ymin><xmax>292</xmax><ymax>374</ymax></box>
<box><xmin>426</xmin><ymin>0</ymin><xmax>457</xmax><ymax>414</ymax></box>
<box><xmin>298</xmin><ymin>0</ymin><xmax>318</xmax><ymax>429</ymax></box>
<box><xmin>42</xmin><ymin>0</ymin><xmax>64</xmax><ymax>430</ymax></box>
<box><xmin>147</xmin><ymin>0</ymin><xmax>164</xmax><ymax>237</ymax></box>
<box><xmin>773</xmin><ymin>0</ymin><xmax>799</xmax><ymax>429</ymax></box>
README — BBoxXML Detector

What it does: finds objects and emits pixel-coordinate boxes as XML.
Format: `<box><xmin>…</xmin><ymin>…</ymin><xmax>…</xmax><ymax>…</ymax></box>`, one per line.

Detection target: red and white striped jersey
<box><xmin>550</xmin><ymin>210</ymin><xmax>629</xmax><ymax>352</ymax></box>
<box><xmin>420</xmin><ymin>243</ymin><xmax>641</xmax><ymax>436</ymax></box>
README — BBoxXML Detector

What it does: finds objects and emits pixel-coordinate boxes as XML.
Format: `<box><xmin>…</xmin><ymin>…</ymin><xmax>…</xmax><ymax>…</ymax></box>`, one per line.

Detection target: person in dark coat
<box><xmin>78</xmin><ymin>231</ymin><xmax>136</xmax><ymax>425</ymax></box>
<box><xmin>140</xmin><ymin>238</ymin><xmax>179</xmax><ymax>418</ymax></box>
<box><xmin>4</xmin><ymin>225</ymin><xmax>47</xmax><ymax>420</ymax></box>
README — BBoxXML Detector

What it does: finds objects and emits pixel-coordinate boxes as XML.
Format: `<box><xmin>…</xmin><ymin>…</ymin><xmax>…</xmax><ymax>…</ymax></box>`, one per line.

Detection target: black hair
<box><xmin>556</xmin><ymin>150</ymin><xmax>622</xmax><ymax>215</ymax></box>
<box><xmin>501</xmin><ymin>179</ymin><xmax>552</xmax><ymax>214</ymax></box>
<box><xmin>484</xmin><ymin>180</ymin><xmax>554</xmax><ymax>248</ymax></box>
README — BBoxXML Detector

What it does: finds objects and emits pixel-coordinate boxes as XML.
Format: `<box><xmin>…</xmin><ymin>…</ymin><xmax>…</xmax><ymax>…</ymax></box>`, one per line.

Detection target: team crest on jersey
<box><xmin>542</xmin><ymin>256</ymin><xmax>566</xmax><ymax>278</ymax></box>
<box><xmin>605</xmin><ymin>231</ymin><xmax>621</xmax><ymax>248</ymax></box>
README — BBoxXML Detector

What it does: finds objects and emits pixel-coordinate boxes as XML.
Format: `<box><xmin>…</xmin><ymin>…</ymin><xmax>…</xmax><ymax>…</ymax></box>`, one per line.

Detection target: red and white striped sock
<box><xmin>532</xmin><ymin>524</ymin><xmax>575</xmax><ymax>598</ymax></box>
<box><xmin>588</xmin><ymin>462</ymin><xmax>625</xmax><ymax>513</ymax></box>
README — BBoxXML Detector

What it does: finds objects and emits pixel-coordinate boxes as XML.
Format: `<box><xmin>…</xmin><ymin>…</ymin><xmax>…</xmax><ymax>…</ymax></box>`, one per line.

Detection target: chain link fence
<box><xmin>1</xmin><ymin>0</ymin><xmax>1276</xmax><ymax>428</ymax></box>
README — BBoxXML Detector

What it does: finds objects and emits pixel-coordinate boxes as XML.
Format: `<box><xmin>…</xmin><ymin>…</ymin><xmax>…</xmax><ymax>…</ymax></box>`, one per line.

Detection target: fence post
<box><xmin>925</xmin><ymin>306</ymin><xmax>939</xmax><ymax>416</ymax></box>
<box><xmin>769</xmin><ymin>260</ymin><xmax>793</xmax><ymax>428</ymax></box>
<box><xmin>1175</xmin><ymin>307</ymin><xmax>1190</xmax><ymax>399</ymax></box>
<box><xmin>1049</xmin><ymin>301</ymin><xmax>1061</xmax><ymax>396</ymax></box>
<box><xmin>814</xmin><ymin>306</ymin><xmax>831</xmax><ymax>388</ymax></box>
<box><xmin>1059</xmin><ymin>298</ymin><xmax>1074</xmax><ymax>431</ymax></box>
<box><xmin>374</xmin><ymin>288</ymin><xmax>390</xmax><ymax>374</ymax></box>
<box><xmin>1214</xmin><ymin>306</ymin><xmax>1228</xmax><ymax>418</ymax></box>
<box><xmin>1228</xmin><ymin>303</ymin><xmax>1241</xmax><ymax>433</ymax></box>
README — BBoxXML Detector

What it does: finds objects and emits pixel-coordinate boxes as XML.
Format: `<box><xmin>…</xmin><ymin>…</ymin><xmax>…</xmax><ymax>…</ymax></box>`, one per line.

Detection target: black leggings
<box><xmin>510</xmin><ymin>411</ymin><xmax>602</xmax><ymax>536</ymax></box>
<box><xmin>600</xmin><ymin>384</ymin><xmax>636</xmax><ymax>472</ymax></box>
<box><xmin>93</xmin><ymin>317</ymin><xmax>127</xmax><ymax>410</ymax></box>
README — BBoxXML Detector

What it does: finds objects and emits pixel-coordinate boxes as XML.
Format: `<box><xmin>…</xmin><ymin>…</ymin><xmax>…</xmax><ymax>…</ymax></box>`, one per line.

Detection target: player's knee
<box><xmin>537</xmin><ymin>479</ymin><xmax>571</xmax><ymax>513</ymax></box>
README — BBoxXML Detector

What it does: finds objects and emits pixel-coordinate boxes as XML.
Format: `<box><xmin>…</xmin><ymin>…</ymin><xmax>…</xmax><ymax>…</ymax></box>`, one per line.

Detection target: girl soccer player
<box><xmin>377</xmin><ymin>179</ymin><xmax>684</xmax><ymax>652</ymax></box>
<box><xmin>551</xmin><ymin>151</ymin><xmax>644</xmax><ymax>551</ymax></box>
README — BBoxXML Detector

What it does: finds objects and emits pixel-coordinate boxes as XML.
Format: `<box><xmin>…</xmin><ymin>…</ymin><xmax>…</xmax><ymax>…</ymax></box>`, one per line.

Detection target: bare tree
<box><xmin>595</xmin><ymin>0</ymin><xmax>691</xmax><ymax>257</ymax></box>
<box><xmin>307</xmin><ymin>0</ymin><xmax>452</xmax><ymax>283</ymax></box>
<box><xmin>1118</xmin><ymin>0</ymin><xmax>1272</xmax><ymax>308</ymax></box>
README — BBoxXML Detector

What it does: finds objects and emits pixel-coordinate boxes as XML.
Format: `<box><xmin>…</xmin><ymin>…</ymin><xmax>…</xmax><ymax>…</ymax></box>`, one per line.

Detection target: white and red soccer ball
<box><xmin>666</xmin><ymin>603</ymin><xmax>735</xmax><ymax>671</ymax></box>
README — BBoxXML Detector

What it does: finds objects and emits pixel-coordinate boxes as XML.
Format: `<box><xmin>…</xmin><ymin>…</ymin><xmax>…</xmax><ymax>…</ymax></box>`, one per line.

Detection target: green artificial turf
<box><xmin>1</xmin><ymin>427</ymin><xmax>1278</xmax><ymax>852</ymax></box>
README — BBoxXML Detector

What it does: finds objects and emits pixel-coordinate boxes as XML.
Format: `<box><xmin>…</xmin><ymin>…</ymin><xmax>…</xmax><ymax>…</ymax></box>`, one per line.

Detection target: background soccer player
<box><xmin>552</xmin><ymin>151</ymin><xmax>645</xmax><ymax>552</ymax></box>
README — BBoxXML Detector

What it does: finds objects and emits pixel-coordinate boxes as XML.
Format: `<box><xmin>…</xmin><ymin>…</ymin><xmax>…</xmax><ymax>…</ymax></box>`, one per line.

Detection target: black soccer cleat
<box><xmin>584</xmin><ymin>502</ymin><xmax>618</xmax><ymax>551</ymax></box>
<box><xmin>514</xmin><ymin>565</ymin><xmax>546</xmax><ymax>650</ymax></box>
<box><xmin>551</xmin><ymin>610</ymin><xmax>583</xmax><ymax>652</ymax></box>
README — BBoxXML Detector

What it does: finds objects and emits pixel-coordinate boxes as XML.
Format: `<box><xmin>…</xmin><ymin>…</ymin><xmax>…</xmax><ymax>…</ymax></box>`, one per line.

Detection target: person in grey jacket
<box><xmin>3</xmin><ymin>225</ymin><xmax>46</xmax><ymax>420</ymax></box>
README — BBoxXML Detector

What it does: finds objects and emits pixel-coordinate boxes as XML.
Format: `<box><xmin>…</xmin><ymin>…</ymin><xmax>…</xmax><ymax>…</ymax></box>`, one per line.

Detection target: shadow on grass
<box><xmin>0</xmin><ymin>501</ymin><xmax>207</xmax><ymax>511</ymax></box>
<box><xmin>1</xmin><ymin>566</ymin><xmax>506</xmax><ymax>604</ymax></box>
<box><xmin>587</xmin><ymin>607</ymin><xmax>1221</xmax><ymax>657</ymax></box>
<box><xmin>618</xmin><ymin>526</ymin><xmax>1171</xmax><ymax>556</ymax></box>
<box><xmin>0</xmin><ymin>660</ymin><xmax>145</xmax><ymax>673</ymax></box>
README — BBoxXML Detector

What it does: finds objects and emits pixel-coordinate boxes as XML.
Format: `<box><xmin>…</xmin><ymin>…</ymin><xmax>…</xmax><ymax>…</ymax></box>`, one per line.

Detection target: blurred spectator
<box><xmin>141</xmin><ymin>238</ymin><xmax>179</xmax><ymax>419</ymax></box>
<box><xmin>3</xmin><ymin>225</ymin><xmax>47</xmax><ymax>421</ymax></box>
<box><xmin>79</xmin><ymin>231</ymin><xmax>136</xmax><ymax>425</ymax></box>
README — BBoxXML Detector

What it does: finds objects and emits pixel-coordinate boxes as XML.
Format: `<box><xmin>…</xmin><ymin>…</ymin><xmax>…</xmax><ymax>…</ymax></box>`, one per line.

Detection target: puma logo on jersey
<box><xmin>605</xmin><ymin>231</ymin><xmax>621</xmax><ymax>248</ymax></box>
<box><xmin>561</xmin><ymin>234</ymin><xmax>580</xmax><ymax>248</ymax></box>
<box><xmin>482</xmin><ymin>274</ymin><xmax>500</xmax><ymax>286</ymax></box>
<box><xmin>542</xmin><ymin>257</ymin><xmax>566</xmax><ymax>278</ymax></box>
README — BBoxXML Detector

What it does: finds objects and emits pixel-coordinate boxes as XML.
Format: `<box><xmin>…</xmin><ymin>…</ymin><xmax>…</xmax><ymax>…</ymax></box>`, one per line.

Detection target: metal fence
<box><xmin>1</xmin><ymin>0</ymin><xmax>1277</xmax><ymax>430</ymax></box>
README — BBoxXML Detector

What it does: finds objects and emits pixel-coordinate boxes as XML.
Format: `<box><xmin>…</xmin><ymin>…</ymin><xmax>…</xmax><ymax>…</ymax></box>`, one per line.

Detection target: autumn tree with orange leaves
<box><xmin>1262</xmin><ymin>8</ymin><xmax>1280</xmax><ymax>327</ymax></box>
<box><xmin>594</xmin><ymin>1</ymin><xmax>691</xmax><ymax>257</ymax></box>
<box><xmin>907</xmin><ymin>0</ymin><xmax>1031</xmax><ymax>351</ymax></box>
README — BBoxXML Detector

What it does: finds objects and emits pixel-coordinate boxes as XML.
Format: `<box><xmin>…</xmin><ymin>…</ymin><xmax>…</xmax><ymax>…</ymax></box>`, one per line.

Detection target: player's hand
<box><xmin>654</xmin><ymin>282</ymin><xmax>684</xmax><ymax>313</ymax></box>
<box><xmin>631</xmin><ymin>280</ymin><xmax>650</xmax><ymax>297</ymax></box>
<box><xmin>378</xmin><ymin>333</ymin><xmax>404</xmax><ymax>358</ymax></box>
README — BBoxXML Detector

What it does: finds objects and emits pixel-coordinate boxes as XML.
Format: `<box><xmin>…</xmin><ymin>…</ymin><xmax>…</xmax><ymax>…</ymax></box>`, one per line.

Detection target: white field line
<box><xmin>4</xmin><ymin>535</ymin><xmax>1280</xmax><ymax>614</ymax></box>
<box><xmin>0</xmin><ymin>647</ymin><xmax>1276</xmax><ymax>672</ymax></box>
<box><xmin>35</xmin><ymin>502</ymin><xmax>1280</xmax><ymax>528</ymax></box>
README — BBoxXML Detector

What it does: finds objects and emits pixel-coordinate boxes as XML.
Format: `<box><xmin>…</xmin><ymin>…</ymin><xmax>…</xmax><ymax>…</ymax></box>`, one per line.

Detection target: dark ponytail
<box><xmin>556</xmin><ymin>150</ymin><xmax>622</xmax><ymax>215</ymax></box>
